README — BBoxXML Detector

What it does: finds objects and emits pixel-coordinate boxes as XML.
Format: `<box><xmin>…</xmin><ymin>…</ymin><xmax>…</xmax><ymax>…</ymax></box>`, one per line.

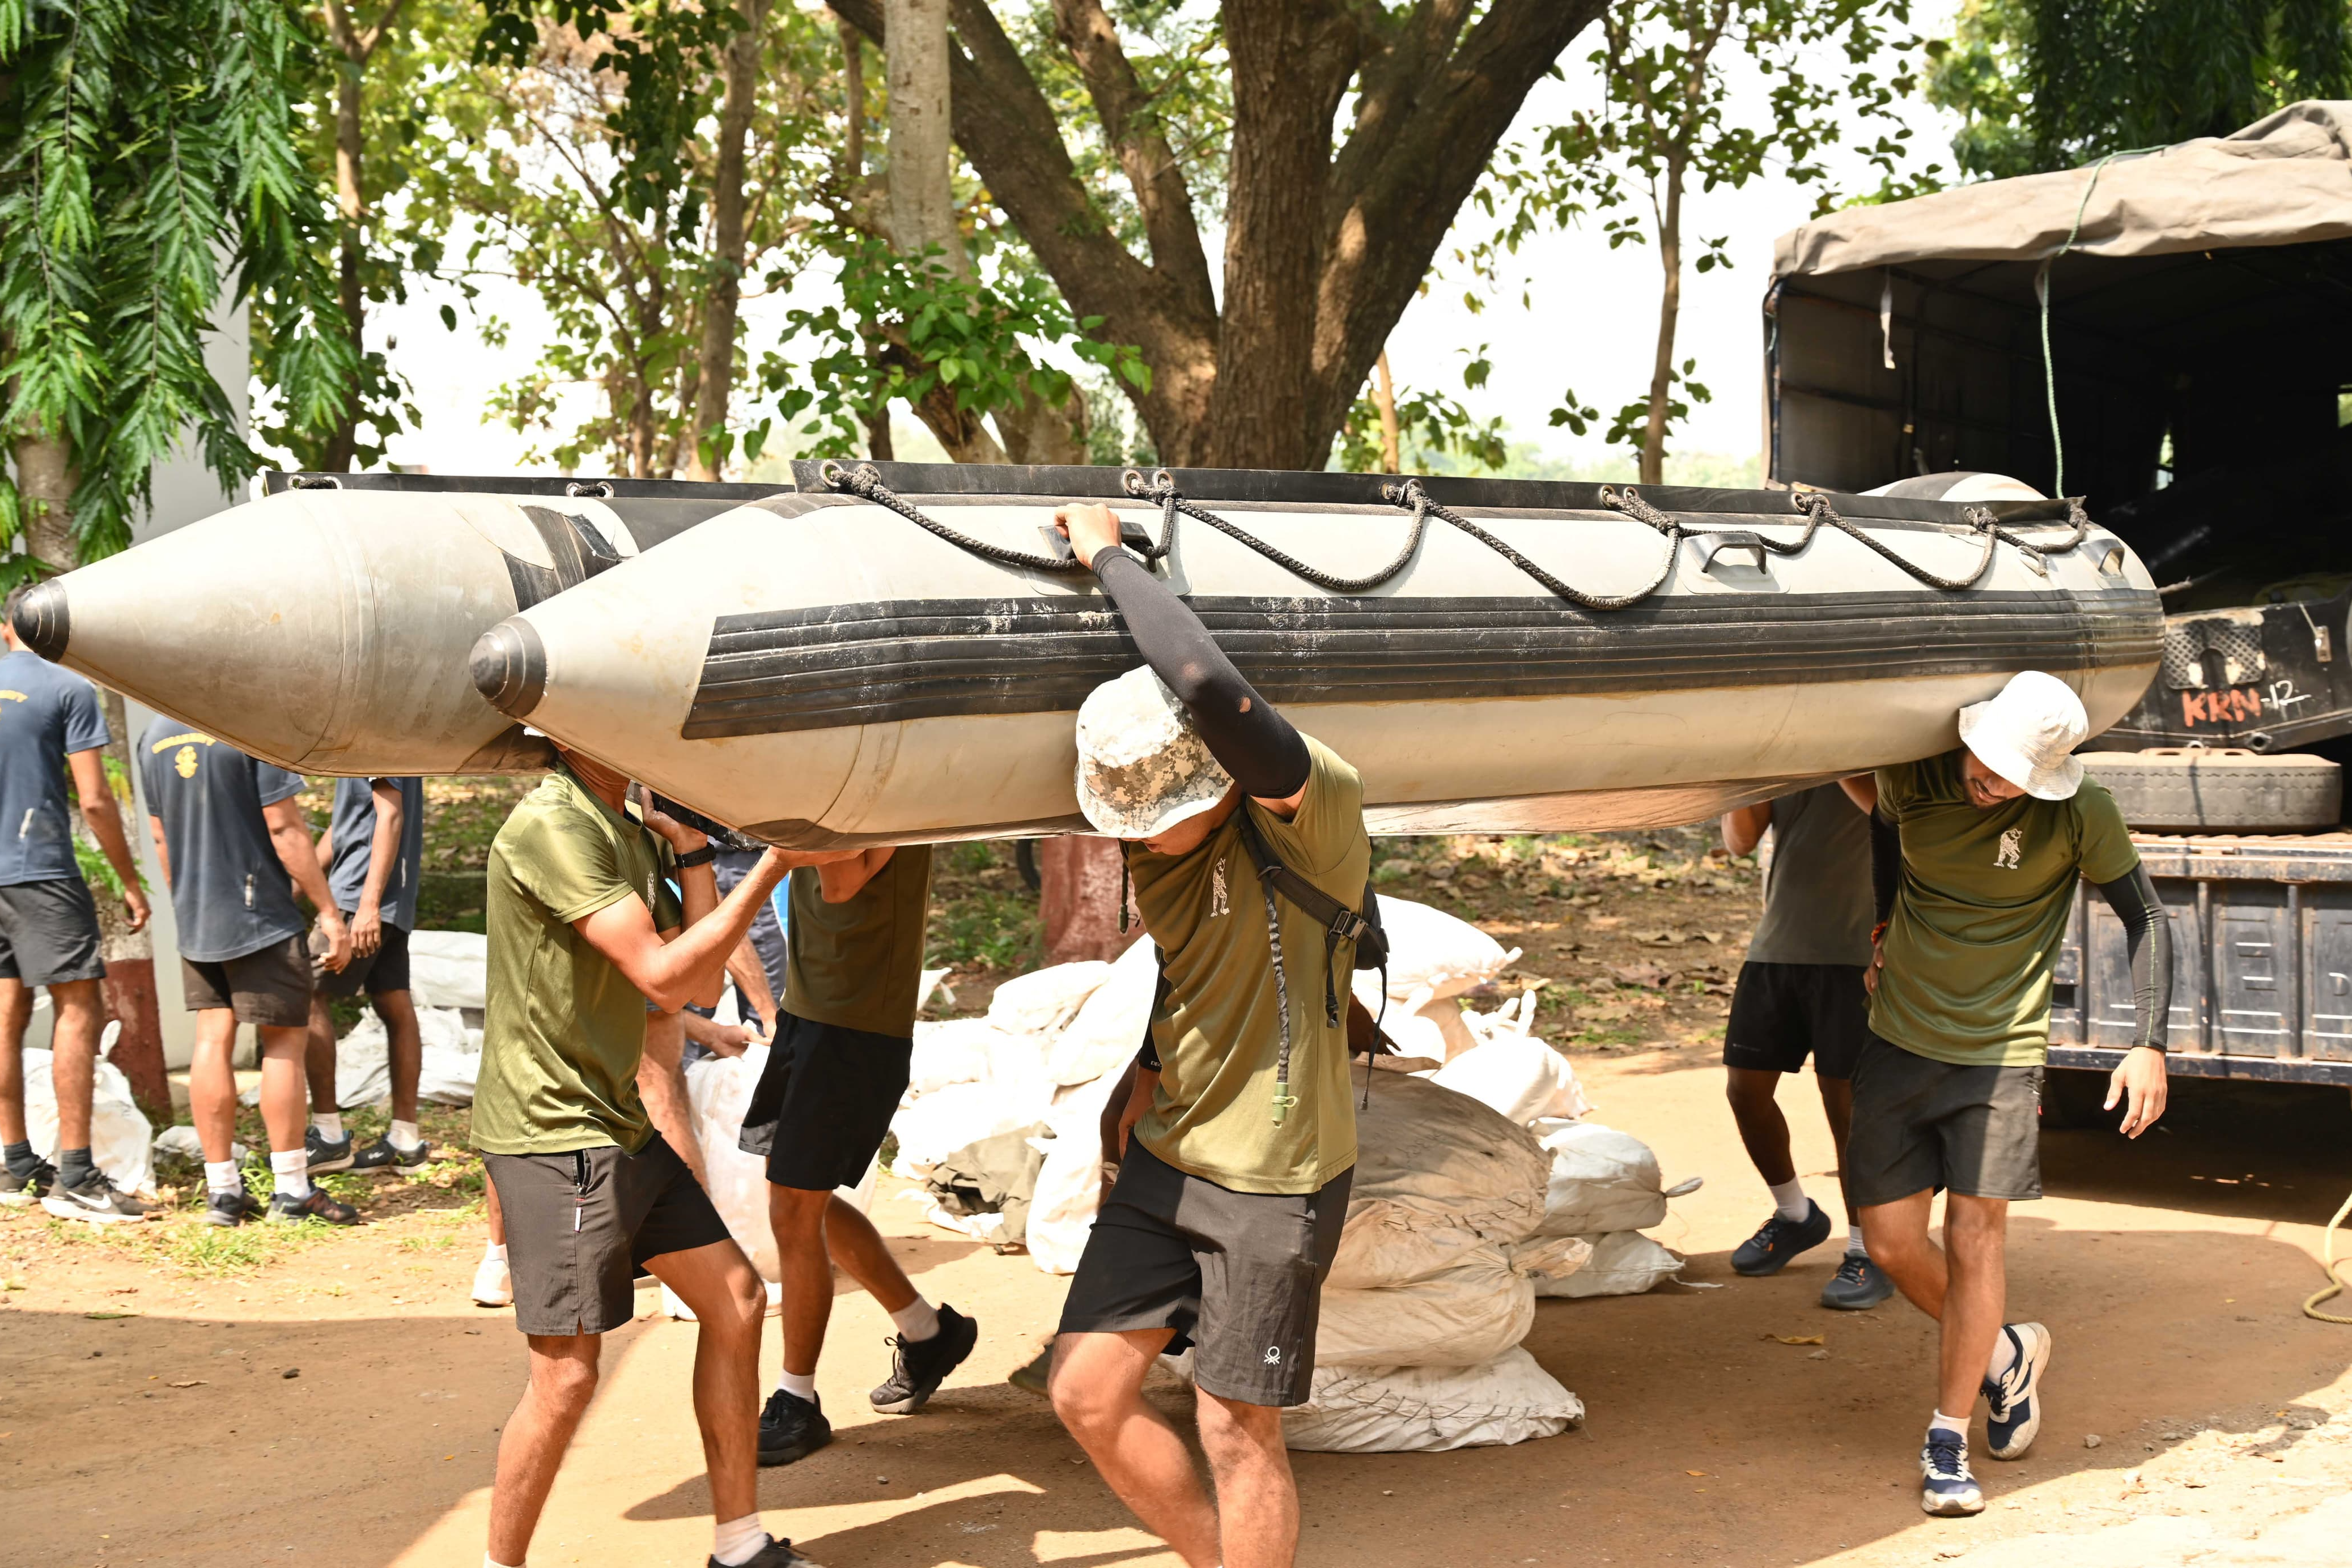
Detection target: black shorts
<box><xmin>182</xmin><ymin>933</ymin><xmax>312</xmax><ymax>1027</ymax></box>
<box><xmin>314</xmin><ymin>915</ymin><xmax>411</xmax><ymax>998</ymax></box>
<box><xmin>1845</xmin><ymin>1033</ymin><xmax>2043</xmax><ymax>1208</ymax></box>
<box><xmin>1722</xmin><ymin>961</ymin><xmax>1869</xmax><ymax>1079</ymax></box>
<box><xmin>483</xmin><ymin>1137</ymin><xmax>734</xmax><ymax>1336</ymax></box>
<box><xmin>737</xmin><ymin>1010</ymin><xmax>911</xmax><ymax>1192</ymax></box>
<box><xmin>0</xmin><ymin>877</ymin><xmax>104</xmax><ymax>988</ymax></box>
<box><xmin>1059</xmin><ymin>1141</ymin><xmax>1352</xmax><ymax>1408</ymax></box>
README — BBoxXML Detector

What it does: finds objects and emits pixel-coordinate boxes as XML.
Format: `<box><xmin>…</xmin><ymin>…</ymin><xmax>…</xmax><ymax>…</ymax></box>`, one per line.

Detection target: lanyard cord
<box><xmin>1260</xmin><ymin>870</ymin><xmax>1298</xmax><ymax>1125</ymax></box>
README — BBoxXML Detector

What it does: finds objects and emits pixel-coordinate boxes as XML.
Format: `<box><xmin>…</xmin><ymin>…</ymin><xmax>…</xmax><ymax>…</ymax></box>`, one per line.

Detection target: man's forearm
<box><xmin>81</xmin><ymin>792</ymin><xmax>142</xmax><ymax>890</ymax></box>
<box><xmin>275</xmin><ymin>828</ymin><xmax>339</xmax><ymax>913</ymax></box>
<box><xmin>360</xmin><ymin>801</ymin><xmax>401</xmax><ymax>914</ymax></box>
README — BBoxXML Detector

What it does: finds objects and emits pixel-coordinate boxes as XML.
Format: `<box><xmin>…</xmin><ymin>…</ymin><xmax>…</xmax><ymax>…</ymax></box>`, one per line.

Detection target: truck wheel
<box><xmin>2077</xmin><ymin>749</ymin><xmax>2342</xmax><ymax>832</ymax></box>
<box><xmin>2039</xmin><ymin>1067</ymin><xmax>2113</xmax><ymax>1129</ymax></box>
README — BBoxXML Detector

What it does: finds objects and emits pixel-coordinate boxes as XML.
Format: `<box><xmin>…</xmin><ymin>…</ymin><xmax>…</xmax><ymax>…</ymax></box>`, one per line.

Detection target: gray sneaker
<box><xmin>304</xmin><ymin>1127</ymin><xmax>355</xmax><ymax>1174</ymax></box>
<box><xmin>1820</xmin><ymin>1251</ymin><xmax>1895</xmax><ymax>1310</ymax></box>
<box><xmin>0</xmin><ymin>1157</ymin><xmax>56</xmax><ymax>1208</ymax></box>
<box><xmin>41</xmin><ymin>1171</ymin><xmax>159</xmax><ymax>1225</ymax></box>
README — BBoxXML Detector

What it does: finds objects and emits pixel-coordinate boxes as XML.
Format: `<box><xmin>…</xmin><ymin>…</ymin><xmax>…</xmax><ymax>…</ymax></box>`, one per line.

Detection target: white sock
<box><xmin>485</xmin><ymin>1556</ymin><xmax>523</xmax><ymax>1568</ymax></box>
<box><xmin>890</xmin><ymin>1295</ymin><xmax>941</xmax><ymax>1342</ymax></box>
<box><xmin>711</xmin><ymin>1514</ymin><xmax>769</xmax><ymax>1567</ymax></box>
<box><xmin>390</xmin><ymin>1119</ymin><xmax>422</xmax><ymax>1152</ymax></box>
<box><xmin>205</xmin><ymin>1161</ymin><xmax>241</xmax><ymax>1196</ymax></box>
<box><xmin>1986</xmin><ymin>1327</ymin><xmax>2019</xmax><ymax>1381</ymax></box>
<box><xmin>311</xmin><ymin>1112</ymin><xmax>343</xmax><ymax>1142</ymax></box>
<box><xmin>1930</xmin><ymin>1410</ymin><xmax>1968</xmax><ymax>1438</ymax></box>
<box><xmin>1767</xmin><ymin>1176</ymin><xmax>1809</xmax><ymax>1223</ymax></box>
<box><xmin>1847</xmin><ymin>1225</ymin><xmax>1868</xmax><ymax>1257</ymax></box>
<box><xmin>775</xmin><ymin>1368</ymin><xmax>818</xmax><ymax>1403</ymax></box>
<box><xmin>271</xmin><ymin>1149</ymin><xmax>312</xmax><ymax>1201</ymax></box>
<box><xmin>482</xmin><ymin>1240</ymin><xmax>508</xmax><ymax>1265</ymax></box>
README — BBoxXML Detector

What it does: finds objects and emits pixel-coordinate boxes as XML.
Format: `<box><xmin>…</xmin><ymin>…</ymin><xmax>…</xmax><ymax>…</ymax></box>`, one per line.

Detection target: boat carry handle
<box><xmin>1697</xmin><ymin>532</ymin><xmax>1772</xmax><ymax>574</ymax></box>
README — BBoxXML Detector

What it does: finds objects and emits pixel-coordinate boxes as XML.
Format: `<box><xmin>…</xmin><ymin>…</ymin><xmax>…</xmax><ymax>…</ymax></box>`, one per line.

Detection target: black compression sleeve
<box><xmin>1870</xmin><ymin>809</ymin><xmax>1900</xmax><ymax>926</ymax></box>
<box><xmin>2092</xmin><ymin>864</ymin><xmax>2172</xmax><ymax>1051</ymax></box>
<box><xmin>1092</xmin><ymin>546</ymin><xmax>1311</xmax><ymax>799</ymax></box>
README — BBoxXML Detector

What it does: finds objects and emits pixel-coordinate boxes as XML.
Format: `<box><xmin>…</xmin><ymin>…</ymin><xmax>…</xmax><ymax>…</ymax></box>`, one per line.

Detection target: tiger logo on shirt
<box><xmin>1994</xmin><ymin>827</ymin><xmax>2023</xmax><ymax>869</ymax></box>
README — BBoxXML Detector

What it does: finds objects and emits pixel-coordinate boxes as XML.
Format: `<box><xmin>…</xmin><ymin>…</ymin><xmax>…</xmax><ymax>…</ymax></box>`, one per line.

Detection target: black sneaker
<box><xmin>1730</xmin><ymin>1199</ymin><xmax>1832</xmax><ymax>1276</ymax></box>
<box><xmin>1007</xmin><ymin>1338</ymin><xmax>1054</xmax><ymax>1397</ymax></box>
<box><xmin>304</xmin><ymin>1127</ymin><xmax>355</xmax><ymax>1174</ymax></box>
<box><xmin>350</xmin><ymin>1136</ymin><xmax>430</xmax><ymax>1174</ymax></box>
<box><xmin>869</xmin><ymin>1303</ymin><xmax>978</xmax><ymax>1414</ymax></box>
<box><xmin>266</xmin><ymin>1187</ymin><xmax>360</xmax><ymax>1225</ymax></box>
<box><xmin>0</xmin><ymin>1157</ymin><xmax>56</xmax><ymax>1207</ymax></box>
<box><xmin>205</xmin><ymin>1184</ymin><xmax>268</xmax><ymax>1227</ymax></box>
<box><xmin>41</xmin><ymin>1171</ymin><xmax>158</xmax><ymax>1225</ymax></box>
<box><xmin>710</xmin><ymin>1535</ymin><xmax>826</xmax><ymax>1568</ymax></box>
<box><xmin>1820</xmin><ymin>1250</ymin><xmax>1895</xmax><ymax>1310</ymax></box>
<box><xmin>757</xmin><ymin>1388</ymin><xmax>832</xmax><ymax>1467</ymax></box>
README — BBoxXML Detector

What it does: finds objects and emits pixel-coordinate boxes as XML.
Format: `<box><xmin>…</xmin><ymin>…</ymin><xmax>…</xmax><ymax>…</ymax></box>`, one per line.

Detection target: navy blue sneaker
<box><xmin>1919</xmin><ymin>1427</ymin><xmax>1984</xmax><ymax>1516</ymax></box>
<box><xmin>1730</xmin><ymin>1199</ymin><xmax>1832</xmax><ymax>1276</ymax></box>
<box><xmin>304</xmin><ymin>1127</ymin><xmax>355</xmax><ymax>1175</ymax></box>
<box><xmin>1819</xmin><ymin>1251</ymin><xmax>1895</xmax><ymax>1310</ymax></box>
<box><xmin>1983</xmin><ymin>1321</ymin><xmax>2051</xmax><ymax>1459</ymax></box>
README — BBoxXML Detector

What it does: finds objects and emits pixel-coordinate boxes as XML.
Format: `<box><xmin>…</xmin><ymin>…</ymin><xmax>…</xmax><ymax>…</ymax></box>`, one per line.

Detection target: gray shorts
<box><xmin>0</xmin><ymin>877</ymin><xmax>105</xmax><ymax>988</ymax></box>
<box><xmin>483</xmin><ymin>1137</ymin><xmax>734</xmax><ymax>1337</ymax></box>
<box><xmin>1845</xmin><ymin>1033</ymin><xmax>2043</xmax><ymax>1208</ymax></box>
<box><xmin>182</xmin><ymin>933</ymin><xmax>312</xmax><ymax>1027</ymax></box>
<box><xmin>1058</xmin><ymin>1141</ymin><xmax>1352</xmax><ymax>1407</ymax></box>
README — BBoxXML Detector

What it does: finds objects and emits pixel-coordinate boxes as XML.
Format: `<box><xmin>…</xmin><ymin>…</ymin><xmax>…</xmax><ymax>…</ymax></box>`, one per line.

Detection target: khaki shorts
<box><xmin>181</xmin><ymin>933</ymin><xmax>312</xmax><ymax>1027</ymax></box>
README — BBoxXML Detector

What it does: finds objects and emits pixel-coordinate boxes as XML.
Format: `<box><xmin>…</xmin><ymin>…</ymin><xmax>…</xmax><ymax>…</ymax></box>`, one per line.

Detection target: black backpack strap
<box><xmin>1233</xmin><ymin>808</ymin><xmax>1381</xmax><ymax>1027</ymax></box>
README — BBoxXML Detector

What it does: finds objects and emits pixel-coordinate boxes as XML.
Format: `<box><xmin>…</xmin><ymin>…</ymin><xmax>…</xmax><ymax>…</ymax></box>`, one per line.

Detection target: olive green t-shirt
<box><xmin>1129</xmin><ymin>737</ymin><xmax>1370</xmax><ymax>1196</ymax></box>
<box><xmin>1870</xmin><ymin>750</ymin><xmax>2137</xmax><ymax>1068</ymax></box>
<box><xmin>783</xmin><ymin>844</ymin><xmax>935</xmax><ymax>1038</ymax></box>
<box><xmin>472</xmin><ymin>768</ymin><xmax>682</xmax><ymax>1155</ymax></box>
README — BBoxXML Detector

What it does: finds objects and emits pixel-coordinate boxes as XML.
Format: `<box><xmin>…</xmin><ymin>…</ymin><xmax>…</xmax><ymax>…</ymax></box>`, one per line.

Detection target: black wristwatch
<box><xmin>674</xmin><ymin>845</ymin><xmax>717</xmax><ymax>870</ymax></box>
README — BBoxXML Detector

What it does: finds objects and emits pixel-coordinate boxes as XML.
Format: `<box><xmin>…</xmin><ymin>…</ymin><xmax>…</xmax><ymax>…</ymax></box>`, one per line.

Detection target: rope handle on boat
<box><xmin>1377</xmin><ymin>478</ymin><xmax>1683</xmax><ymax>610</ymax></box>
<box><xmin>1125</xmin><ymin>468</ymin><xmax>1427</xmax><ymax>594</ymax></box>
<box><xmin>820</xmin><ymin>460</ymin><xmax>1173</xmax><ymax>574</ymax></box>
<box><xmin>1764</xmin><ymin>491</ymin><xmax>2094</xmax><ymax>592</ymax></box>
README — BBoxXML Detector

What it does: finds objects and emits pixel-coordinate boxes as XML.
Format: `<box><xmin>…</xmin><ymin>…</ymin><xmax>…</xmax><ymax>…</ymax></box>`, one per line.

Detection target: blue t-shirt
<box><xmin>326</xmin><ymin>776</ymin><xmax>424</xmax><ymax>930</ymax></box>
<box><xmin>137</xmin><ymin>720</ymin><xmax>308</xmax><ymax>962</ymax></box>
<box><xmin>0</xmin><ymin>648</ymin><xmax>114</xmax><ymax>886</ymax></box>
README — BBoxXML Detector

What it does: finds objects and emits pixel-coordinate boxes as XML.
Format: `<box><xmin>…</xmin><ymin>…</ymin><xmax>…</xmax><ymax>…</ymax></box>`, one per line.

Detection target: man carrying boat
<box><xmin>740</xmin><ymin>840</ymin><xmax>979</xmax><ymax>1467</ymax></box>
<box><xmin>472</xmin><ymin>744</ymin><xmax>830</xmax><ymax>1568</ymax></box>
<box><xmin>1855</xmin><ymin>671</ymin><xmax>2171</xmax><ymax>1517</ymax></box>
<box><xmin>1045</xmin><ymin>502</ymin><xmax>1372</xmax><ymax>1568</ymax></box>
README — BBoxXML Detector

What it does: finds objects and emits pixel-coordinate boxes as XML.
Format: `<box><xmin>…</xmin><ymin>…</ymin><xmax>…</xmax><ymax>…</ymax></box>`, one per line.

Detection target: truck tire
<box><xmin>2077</xmin><ymin>749</ymin><xmax>2342</xmax><ymax>832</ymax></box>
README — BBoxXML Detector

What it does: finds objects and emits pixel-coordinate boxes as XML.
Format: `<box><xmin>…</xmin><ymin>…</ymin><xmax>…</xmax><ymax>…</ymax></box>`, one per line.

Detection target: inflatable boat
<box><xmin>13</xmin><ymin>474</ymin><xmax>773</xmax><ymax>774</ymax></box>
<box><xmin>469</xmin><ymin>461</ymin><xmax>2163</xmax><ymax>846</ymax></box>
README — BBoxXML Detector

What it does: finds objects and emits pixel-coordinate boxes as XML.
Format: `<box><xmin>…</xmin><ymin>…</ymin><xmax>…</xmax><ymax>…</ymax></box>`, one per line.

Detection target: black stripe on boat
<box><xmin>682</xmin><ymin>590</ymin><xmax>2162</xmax><ymax>740</ymax></box>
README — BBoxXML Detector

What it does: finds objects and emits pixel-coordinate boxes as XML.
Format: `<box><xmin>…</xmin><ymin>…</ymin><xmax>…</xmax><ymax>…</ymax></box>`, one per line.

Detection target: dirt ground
<box><xmin>8</xmin><ymin>830</ymin><xmax>2352</xmax><ymax>1568</ymax></box>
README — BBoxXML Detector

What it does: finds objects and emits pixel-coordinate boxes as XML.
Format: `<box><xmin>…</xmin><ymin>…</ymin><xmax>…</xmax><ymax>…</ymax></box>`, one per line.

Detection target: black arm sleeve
<box><xmin>1870</xmin><ymin>808</ymin><xmax>1900</xmax><ymax>926</ymax></box>
<box><xmin>1092</xmin><ymin>546</ymin><xmax>1311</xmax><ymax>799</ymax></box>
<box><xmin>2092</xmin><ymin>864</ymin><xmax>2172</xmax><ymax>1051</ymax></box>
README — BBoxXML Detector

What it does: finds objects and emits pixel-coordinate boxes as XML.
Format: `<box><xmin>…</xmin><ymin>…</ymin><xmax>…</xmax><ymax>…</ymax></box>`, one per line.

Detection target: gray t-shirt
<box><xmin>137</xmin><ymin>720</ymin><xmax>308</xmax><ymax>962</ymax></box>
<box><xmin>327</xmin><ymin>776</ymin><xmax>424</xmax><ymax>930</ymax></box>
<box><xmin>0</xmin><ymin>649</ymin><xmax>113</xmax><ymax>886</ymax></box>
<box><xmin>1746</xmin><ymin>783</ymin><xmax>1874</xmax><ymax>968</ymax></box>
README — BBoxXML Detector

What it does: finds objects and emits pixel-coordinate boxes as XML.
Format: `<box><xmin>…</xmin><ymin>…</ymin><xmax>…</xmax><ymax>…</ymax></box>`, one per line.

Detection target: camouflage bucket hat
<box><xmin>1074</xmin><ymin>666</ymin><xmax>1235</xmax><ymax>839</ymax></box>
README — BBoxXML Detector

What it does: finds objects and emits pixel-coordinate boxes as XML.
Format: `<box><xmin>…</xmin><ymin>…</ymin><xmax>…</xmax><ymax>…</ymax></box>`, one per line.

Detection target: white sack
<box><xmin>683</xmin><ymin>1043</ymin><xmax>876</xmax><ymax>1283</ymax></box>
<box><xmin>1348</xmin><ymin>1074</ymin><xmax>1551</xmax><ymax>1245</ymax></box>
<box><xmin>1315</xmin><ymin>1244</ymin><xmax>1536</xmax><ymax>1369</ymax></box>
<box><xmin>330</xmin><ymin>1004</ymin><xmax>479</xmax><ymax>1108</ymax></box>
<box><xmin>1026</xmin><ymin>1068</ymin><xmax>1130</xmax><ymax>1274</ymax></box>
<box><xmin>987</xmin><ymin>961</ymin><xmax>1113</xmax><ymax>1035</ymax></box>
<box><xmin>154</xmin><ymin>1124</ymin><xmax>244</xmax><ymax>1163</ymax></box>
<box><xmin>907</xmin><ymin>1018</ymin><xmax>1013</xmax><ymax>1098</ymax></box>
<box><xmin>417</xmin><ymin>1043</ymin><xmax>480</xmax><ymax>1106</ymax></box>
<box><xmin>1530</xmin><ymin>1120</ymin><xmax>1672</xmax><ymax>1236</ymax></box>
<box><xmin>1351</xmin><ymin>896</ymin><xmax>1519</xmax><ymax>1004</ymax></box>
<box><xmin>406</xmin><ymin>930</ymin><xmax>489</xmax><ymax>1011</ymax></box>
<box><xmin>1281</xmin><ymin>1348</ymin><xmax>1584</xmax><ymax>1454</ymax></box>
<box><xmin>334</xmin><ymin>1015</ymin><xmax>390</xmax><ymax>1108</ymax></box>
<box><xmin>889</xmin><ymin>1073</ymin><xmax>1055</xmax><ymax>1178</ymax></box>
<box><xmin>1429</xmin><ymin>1032</ymin><xmax>1589</xmax><ymax>1127</ymax></box>
<box><xmin>1045</xmin><ymin>938</ymin><xmax>1159</xmax><ymax>1086</ymax></box>
<box><xmin>21</xmin><ymin>1046</ymin><xmax>154</xmax><ymax>1197</ymax></box>
<box><xmin>1326</xmin><ymin>1199</ymin><xmax>1496</xmax><ymax>1290</ymax></box>
<box><xmin>1531</xmin><ymin>1231</ymin><xmax>1684</xmax><ymax>1298</ymax></box>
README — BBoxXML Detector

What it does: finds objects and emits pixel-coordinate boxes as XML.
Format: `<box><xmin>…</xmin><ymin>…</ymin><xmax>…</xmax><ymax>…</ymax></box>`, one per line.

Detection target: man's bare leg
<box><xmin>649</xmin><ymin>1239</ymin><xmax>769</xmax><ymax>1527</ymax></box>
<box><xmin>1050</xmin><ymin>1329</ymin><xmax>1221</xmax><ymax>1568</ymax></box>
<box><xmin>1196</xmin><ymin>1388</ymin><xmax>1299</xmax><ymax>1568</ymax></box>
<box><xmin>770</xmin><ymin>1185</ymin><xmax>843</xmax><ymax>1379</ymax></box>
<box><xmin>0</xmin><ymin>978</ymin><xmax>33</xmax><ymax>1148</ymax></box>
<box><xmin>1860</xmin><ymin>1191</ymin><xmax>2009</xmax><ymax>1415</ymax></box>
<box><xmin>253</xmin><ymin>1023</ymin><xmax>311</xmax><ymax>1155</ymax></box>
<box><xmin>1725</xmin><ymin>1066</ymin><xmax>1796</xmax><ymax>1185</ymax></box>
<box><xmin>486</xmin><ymin>1332</ymin><xmax>602</xmax><ymax>1565</ymax></box>
<box><xmin>45</xmin><ymin>978</ymin><xmax>103</xmax><ymax>1154</ymax></box>
<box><xmin>1816</xmin><ymin>1074</ymin><xmax>1856</xmax><ymax>1225</ymax></box>
<box><xmin>372</xmin><ymin>988</ymin><xmax>423</xmax><ymax>1128</ymax></box>
<box><xmin>303</xmin><ymin>993</ymin><xmax>338</xmax><ymax>1117</ymax></box>
<box><xmin>821</xmin><ymin>1195</ymin><xmax>918</xmax><ymax>1314</ymax></box>
<box><xmin>187</xmin><ymin>1009</ymin><xmax>242</xmax><ymax>1163</ymax></box>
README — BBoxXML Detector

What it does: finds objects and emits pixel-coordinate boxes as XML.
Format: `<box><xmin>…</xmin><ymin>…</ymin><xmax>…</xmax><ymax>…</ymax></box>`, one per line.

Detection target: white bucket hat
<box><xmin>1074</xmin><ymin>666</ymin><xmax>1235</xmax><ymax>839</ymax></box>
<box><xmin>1956</xmin><ymin>670</ymin><xmax>2089</xmax><ymax>800</ymax></box>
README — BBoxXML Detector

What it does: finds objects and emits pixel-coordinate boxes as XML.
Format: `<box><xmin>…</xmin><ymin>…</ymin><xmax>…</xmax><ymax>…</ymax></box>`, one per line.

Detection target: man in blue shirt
<box><xmin>0</xmin><ymin>590</ymin><xmax>154</xmax><ymax>1222</ymax></box>
<box><xmin>140</xmin><ymin>720</ymin><xmax>358</xmax><ymax>1225</ymax></box>
<box><xmin>303</xmin><ymin>776</ymin><xmax>429</xmax><ymax>1174</ymax></box>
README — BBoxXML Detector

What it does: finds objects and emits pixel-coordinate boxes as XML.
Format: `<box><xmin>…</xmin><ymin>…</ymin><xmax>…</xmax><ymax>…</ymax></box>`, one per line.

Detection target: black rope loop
<box><xmin>824</xmin><ymin>461</ymin><xmax>1096</xmax><ymax>574</ymax></box>
<box><xmin>1143</xmin><ymin>474</ymin><xmax>1424</xmax><ymax>594</ymax></box>
<box><xmin>1385</xmin><ymin>478</ymin><xmax>1678</xmax><ymax>611</ymax></box>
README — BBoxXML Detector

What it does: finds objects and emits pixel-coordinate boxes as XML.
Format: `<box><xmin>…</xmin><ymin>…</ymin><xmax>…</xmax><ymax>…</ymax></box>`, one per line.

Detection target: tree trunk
<box><xmin>1373</xmin><ymin>349</ymin><xmax>1401</xmax><ymax>472</ymax></box>
<box><xmin>13</xmin><ymin>423</ymin><xmax>77</xmax><ymax>574</ymax></box>
<box><xmin>1038</xmin><ymin>837</ymin><xmax>1136</xmax><ymax>964</ymax></box>
<box><xmin>884</xmin><ymin>0</ymin><xmax>965</xmax><ymax>273</ymax></box>
<box><xmin>688</xmin><ymin>0</ymin><xmax>774</xmax><ymax>482</ymax></box>
<box><xmin>1641</xmin><ymin>158</ymin><xmax>1686</xmax><ymax>487</ymax></box>
<box><xmin>842</xmin><ymin>20</ymin><xmax>867</xmax><ymax>179</ymax></box>
<box><xmin>320</xmin><ymin>57</ymin><xmax>368</xmax><ymax>473</ymax></box>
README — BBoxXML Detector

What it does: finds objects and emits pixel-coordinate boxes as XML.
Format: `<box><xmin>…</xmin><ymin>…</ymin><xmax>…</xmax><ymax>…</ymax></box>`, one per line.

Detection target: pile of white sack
<box><xmin>878</xmin><ymin>893</ymin><xmax>1701</xmax><ymax>1453</ymax></box>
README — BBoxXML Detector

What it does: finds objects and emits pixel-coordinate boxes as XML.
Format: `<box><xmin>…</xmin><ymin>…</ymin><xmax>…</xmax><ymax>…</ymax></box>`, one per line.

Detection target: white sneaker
<box><xmin>471</xmin><ymin>1255</ymin><xmax>512</xmax><ymax>1307</ymax></box>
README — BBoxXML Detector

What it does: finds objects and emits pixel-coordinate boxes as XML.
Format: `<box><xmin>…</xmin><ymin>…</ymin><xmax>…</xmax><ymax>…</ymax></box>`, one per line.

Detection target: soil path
<box><xmin>8</xmin><ymin>1044</ymin><xmax>2350</xmax><ymax>1568</ymax></box>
